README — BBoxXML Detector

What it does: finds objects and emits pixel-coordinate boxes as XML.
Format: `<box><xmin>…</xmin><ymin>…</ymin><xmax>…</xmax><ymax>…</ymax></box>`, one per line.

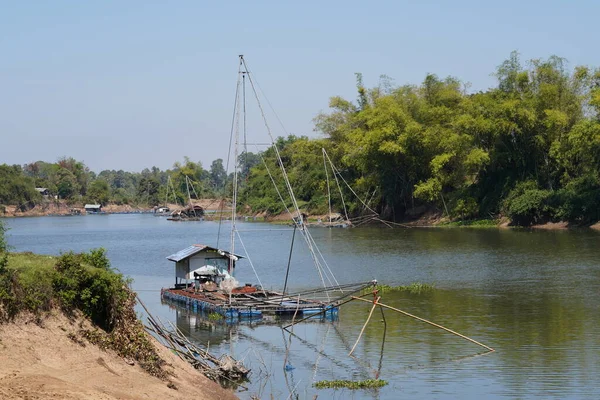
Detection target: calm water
<box><xmin>3</xmin><ymin>214</ymin><xmax>600</xmax><ymax>399</ymax></box>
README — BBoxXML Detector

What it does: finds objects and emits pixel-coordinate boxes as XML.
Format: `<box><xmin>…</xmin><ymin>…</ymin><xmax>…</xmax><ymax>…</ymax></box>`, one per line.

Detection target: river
<box><xmin>3</xmin><ymin>214</ymin><xmax>599</xmax><ymax>399</ymax></box>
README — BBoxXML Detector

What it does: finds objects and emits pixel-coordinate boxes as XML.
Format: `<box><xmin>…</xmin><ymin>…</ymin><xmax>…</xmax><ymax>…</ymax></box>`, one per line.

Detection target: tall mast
<box><xmin>164</xmin><ymin>176</ymin><xmax>170</xmax><ymax>207</ymax></box>
<box><xmin>185</xmin><ymin>176</ymin><xmax>196</xmax><ymax>218</ymax></box>
<box><xmin>229</xmin><ymin>55</ymin><xmax>245</xmax><ymax>271</ymax></box>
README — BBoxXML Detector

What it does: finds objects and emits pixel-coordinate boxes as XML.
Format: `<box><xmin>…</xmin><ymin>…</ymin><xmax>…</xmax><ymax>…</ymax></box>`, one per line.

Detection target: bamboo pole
<box><xmin>349</xmin><ymin>296</ymin><xmax>380</xmax><ymax>356</ymax></box>
<box><xmin>351</xmin><ymin>296</ymin><xmax>494</xmax><ymax>352</ymax></box>
<box><xmin>282</xmin><ymin>292</ymin><xmax>373</xmax><ymax>331</ymax></box>
<box><xmin>283</xmin><ymin>295</ymin><xmax>301</xmax><ymax>370</ymax></box>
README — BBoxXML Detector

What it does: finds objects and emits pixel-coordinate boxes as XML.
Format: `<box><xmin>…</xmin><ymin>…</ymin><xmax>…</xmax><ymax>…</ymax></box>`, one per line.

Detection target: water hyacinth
<box><xmin>313</xmin><ymin>379</ymin><xmax>388</xmax><ymax>389</ymax></box>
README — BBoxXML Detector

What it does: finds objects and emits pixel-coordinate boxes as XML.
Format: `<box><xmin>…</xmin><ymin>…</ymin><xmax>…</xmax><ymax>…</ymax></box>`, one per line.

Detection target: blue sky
<box><xmin>1</xmin><ymin>0</ymin><xmax>598</xmax><ymax>172</ymax></box>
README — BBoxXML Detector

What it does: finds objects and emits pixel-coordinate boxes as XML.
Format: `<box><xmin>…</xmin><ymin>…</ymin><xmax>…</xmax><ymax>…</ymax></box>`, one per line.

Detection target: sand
<box><xmin>0</xmin><ymin>312</ymin><xmax>237</xmax><ymax>400</ymax></box>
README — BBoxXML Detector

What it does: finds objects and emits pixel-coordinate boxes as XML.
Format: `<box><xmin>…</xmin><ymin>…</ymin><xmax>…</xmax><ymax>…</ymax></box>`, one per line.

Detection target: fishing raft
<box><xmin>161</xmin><ymin>243</ymin><xmax>374</xmax><ymax>320</ymax></box>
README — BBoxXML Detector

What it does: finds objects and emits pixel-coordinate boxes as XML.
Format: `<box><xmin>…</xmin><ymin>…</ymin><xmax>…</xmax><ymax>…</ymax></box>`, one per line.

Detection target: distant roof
<box><xmin>166</xmin><ymin>244</ymin><xmax>243</xmax><ymax>263</ymax></box>
<box><xmin>35</xmin><ymin>187</ymin><xmax>48</xmax><ymax>192</ymax></box>
<box><xmin>84</xmin><ymin>204</ymin><xmax>102</xmax><ymax>208</ymax></box>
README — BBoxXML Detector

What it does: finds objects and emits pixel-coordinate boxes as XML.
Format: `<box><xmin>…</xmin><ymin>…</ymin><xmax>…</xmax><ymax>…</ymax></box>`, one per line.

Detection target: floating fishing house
<box><xmin>161</xmin><ymin>244</ymin><xmax>341</xmax><ymax>320</ymax></box>
<box><xmin>84</xmin><ymin>204</ymin><xmax>102</xmax><ymax>214</ymax></box>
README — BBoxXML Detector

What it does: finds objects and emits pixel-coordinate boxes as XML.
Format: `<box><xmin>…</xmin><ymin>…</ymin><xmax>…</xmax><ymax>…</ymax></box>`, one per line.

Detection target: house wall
<box><xmin>189</xmin><ymin>252</ymin><xmax>228</xmax><ymax>271</ymax></box>
<box><xmin>174</xmin><ymin>250</ymin><xmax>231</xmax><ymax>281</ymax></box>
<box><xmin>175</xmin><ymin>259</ymin><xmax>189</xmax><ymax>279</ymax></box>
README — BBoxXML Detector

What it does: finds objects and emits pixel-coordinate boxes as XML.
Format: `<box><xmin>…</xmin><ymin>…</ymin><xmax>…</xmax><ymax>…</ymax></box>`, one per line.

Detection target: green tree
<box><xmin>55</xmin><ymin>168</ymin><xmax>79</xmax><ymax>200</ymax></box>
<box><xmin>87</xmin><ymin>179</ymin><xmax>110</xmax><ymax>205</ymax></box>
<box><xmin>0</xmin><ymin>164</ymin><xmax>41</xmax><ymax>210</ymax></box>
<box><xmin>209</xmin><ymin>158</ymin><xmax>227</xmax><ymax>191</ymax></box>
<box><xmin>136</xmin><ymin>176</ymin><xmax>160</xmax><ymax>206</ymax></box>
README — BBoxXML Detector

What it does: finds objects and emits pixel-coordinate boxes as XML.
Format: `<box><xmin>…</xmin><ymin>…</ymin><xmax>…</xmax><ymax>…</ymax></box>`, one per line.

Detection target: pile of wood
<box><xmin>139</xmin><ymin>298</ymin><xmax>250</xmax><ymax>384</ymax></box>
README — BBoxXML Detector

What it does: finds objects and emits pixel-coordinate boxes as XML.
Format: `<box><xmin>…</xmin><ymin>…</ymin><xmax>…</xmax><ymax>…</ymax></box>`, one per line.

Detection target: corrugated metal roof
<box><xmin>166</xmin><ymin>244</ymin><xmax>243</xmax><ymax>263</ymax></box>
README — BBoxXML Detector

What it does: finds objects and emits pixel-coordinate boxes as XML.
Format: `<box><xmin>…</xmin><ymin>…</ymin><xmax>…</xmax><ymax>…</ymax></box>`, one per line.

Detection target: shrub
<box><xmin>503</xmin><ymin>181</ymin><xmax>552</xmax><ymax>226</ymax></box>
<box><xmin>0</xmin><ymin>249</ymin><xmax>166</xmax><ymax>378</ymax></box>
<box><xmin>82</xmin><ymin>248</ymin><xmax>111</xmax><ymax>270</ymax></box>
<box><xmin>451</xmin><ymin>197</ymin><xmax>479</xmax><ymax>220</ymax></box>
<box><xmin>0</xmin><ymin>220</ymin><xmax>8</xmax><ymax>272</ymax></box>
<box><xmin>552</xmin><ymin>173</ymin><xmax>600</xmax><ymax>223</ymax></box>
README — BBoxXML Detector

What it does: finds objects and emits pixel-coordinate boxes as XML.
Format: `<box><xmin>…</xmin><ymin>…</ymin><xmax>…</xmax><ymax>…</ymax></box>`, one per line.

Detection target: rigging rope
<box><xmin>217</xmin><ymin>60</ymin><xmax>243</xmax><ymax>249</ymax></box>
<box><xmin>323</xmin><ymin>148</ymin><xmax>380</xmax><ymax>216</ymax></box>
<box><xmin>322</xmin><ymin>149</ymin><xmax>332</xmax><ymax>224</ymax></box>
<box><xmin>235</xmin><ymin>230</ymin><xmax>265</xmax><ymax>291</ymax></box>
<box><xmin>239</xmin><ymin>56</ymin><xmax>338</xmax><ymax>298</ymax></box>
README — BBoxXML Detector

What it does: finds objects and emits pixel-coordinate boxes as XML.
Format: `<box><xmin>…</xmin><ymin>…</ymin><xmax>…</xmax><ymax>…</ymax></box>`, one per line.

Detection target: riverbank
<box><xmin>2</xmin><ymin>201</ymin><xmax>598</xmax><ymax>230</ymax></box>
<box><xmin>0</xmin><ymin>313</ymin><xmax>237</xmax><ymax>400</ymax></box>
<box><xmin>263</xmin><ymin>209</ymin><xmax>600</xmax><ymax>230</ymax></box>
<box><xmin>0</xmin><ymin>250</ymin><xmax>237</xmax><ymax>400</ymax></box>
<box><xmin>0</xmin><ymin>202</ymin><xmax>152</xmax><ymax>217</ymax></box>
<box><xmin>0</xmin><ymin>198</ymin><xmax>228</xmax><ymax>218</ymax></box>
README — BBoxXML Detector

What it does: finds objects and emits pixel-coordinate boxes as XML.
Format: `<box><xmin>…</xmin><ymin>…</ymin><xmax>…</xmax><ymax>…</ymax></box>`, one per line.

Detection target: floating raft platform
<box><xmin>161</xmin><ymin>287</ymin><xmax>339</xmax><ymax>320</ymax></box>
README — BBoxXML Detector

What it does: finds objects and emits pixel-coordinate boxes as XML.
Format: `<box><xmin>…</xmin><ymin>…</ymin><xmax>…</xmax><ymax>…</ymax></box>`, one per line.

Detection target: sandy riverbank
<box><xmin>0</xmin><ymin>312</ymin><xmax>237</xmax><ymax>400</ymax></box>
<box><xmin>2</xmin><ymin>202</ymin><xmax>598</xmax><ymax>230</ymax></box>
<box><xmin>1</xmin><ymin>199</ymin><xmax>229</xmax><ymax>218</ymax></box>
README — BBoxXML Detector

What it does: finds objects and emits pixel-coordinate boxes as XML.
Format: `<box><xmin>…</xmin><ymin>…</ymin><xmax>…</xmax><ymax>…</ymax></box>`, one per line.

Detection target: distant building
<box><xmin>35</xmin><ymin>188</ymin><xmax>50</xmax><ymax>197</ymax></box>
<box><xmin>184</xmin><ymin>204</ymin><xmax>205</xmax><ymax>217</ymax></box>
<box><xmin>84</xmin><ymin>204</ymin><xmax>102</xmax><ymax>213</ymax></box>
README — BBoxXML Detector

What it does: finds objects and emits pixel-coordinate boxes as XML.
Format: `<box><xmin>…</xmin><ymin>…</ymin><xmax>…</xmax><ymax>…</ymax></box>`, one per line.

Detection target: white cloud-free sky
<box><xmin>1</xmin><ymin>0</ymin><xmax>599</xmax><ymax>172</ymax></box>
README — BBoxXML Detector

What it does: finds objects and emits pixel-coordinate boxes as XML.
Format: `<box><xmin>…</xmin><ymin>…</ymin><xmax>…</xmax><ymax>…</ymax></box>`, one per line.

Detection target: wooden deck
<box><xmin>161</xmin><ymin>287</ymin><xmax>339</xmax><ymax>319</ymax></box>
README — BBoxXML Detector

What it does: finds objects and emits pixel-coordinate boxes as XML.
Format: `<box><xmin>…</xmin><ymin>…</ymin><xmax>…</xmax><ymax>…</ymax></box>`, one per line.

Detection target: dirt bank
<box><xmin>1</xmin><ymin>202</ymin><xmax>150</xmax><ymax>217</ymax></box>
<box><xmin>0</xmin><ymin>313</ymin><xmax>237</xmax><ymax>400</ymax></box>
<box><xmin>530</xmin><ymin>221</ymin><xmax>570</xmax><ymax>230</ymax></box>
<box><xmin>1</xmin><ymin>198</ymin><xmax>231</xmax><ymax>218</ymax></box>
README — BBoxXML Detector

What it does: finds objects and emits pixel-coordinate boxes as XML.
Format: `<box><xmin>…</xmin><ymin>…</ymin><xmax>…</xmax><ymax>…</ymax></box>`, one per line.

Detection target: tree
<box><xmin>0</xmin><ymin>164</ymin><xmax>41</xmax><ymax>210</ymax></box>
<box><xmin>209</xmin><ymin>159</ymin><xmax>227</xmax><ymax>190</ymax></box>
<box><xmin>137</xmin><ymin>176</ymin><xmax>160</xmax><ymax>206</ymax></box>
<box><xmin>87</xmin><ymin>180</ymin><xmax>110</xmax><ymax>205</ymax></box>
<box><xmin>55</xmin><ymin>168</ymin><xmax>79</xmax><ymax>200</ymax></box>
<box><xmin>312</xmin><ymin>52</ymin><xmax>600</xmax><ymax>224</ymax></box>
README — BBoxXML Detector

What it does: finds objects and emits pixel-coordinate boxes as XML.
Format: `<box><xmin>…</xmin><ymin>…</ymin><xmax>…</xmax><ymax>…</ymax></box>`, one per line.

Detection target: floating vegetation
<box><xmin>207</xmin><ymin>312</ymin><xmax>224</xmax><ymax>321</ymax></box>
<box><xmin>363</xmin><ymin>282</ymin><xmax>435</xmax><ymax>295</ymax></box>
<box><xmin>314</xmin><ymin>379</ymin><xmax>388</xmax><ymax>389</ymax></box>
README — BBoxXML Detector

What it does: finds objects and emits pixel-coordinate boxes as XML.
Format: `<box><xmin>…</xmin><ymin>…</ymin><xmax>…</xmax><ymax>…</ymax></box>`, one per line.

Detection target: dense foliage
<box><xmin>0</xmin><ymin>156</ymin><xmax>232</xmax><ymax>209</ymax></box>
<box><xmin>0</xmin><ymin>248</ymin><xmax>166</xmax><ymax>377</ymax></box>
<box><xmin>0</xmin><ymin>164</ymin><xmax>40</xmax><ymax>211</ymax></box>
<box><xmin>0</xmin><ymin>221</ymin><xmax>7</xmax><ymax>271</ymax></box>
<box><xmin>1</xmin><ymin>53</ymin><xmax>599</xmax><ymax>226</ymax></box>
<box><xmin>242</xmin><ymin>52</ymin><xmax>600</xmax><ymax>226</ymax></box>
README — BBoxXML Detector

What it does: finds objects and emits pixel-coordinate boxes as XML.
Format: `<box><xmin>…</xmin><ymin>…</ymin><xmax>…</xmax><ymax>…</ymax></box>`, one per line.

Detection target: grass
<box><xmin>438</xmin><ymin>219</ymin><xmax>499</xmax><ymax>227</ymax></box>
<box><xmin>363</xmin><ymin>282</ymin><xmax>435</xmax><ymax>295</ymax></box>
<box><xmin>313</xmin><ymin>379</ymin><xmax>388</xmax><ymax>389</ymax></box>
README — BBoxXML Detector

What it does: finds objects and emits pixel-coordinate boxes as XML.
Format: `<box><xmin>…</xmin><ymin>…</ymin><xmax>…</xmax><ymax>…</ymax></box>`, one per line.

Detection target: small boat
<box><xmin>167</xmin><ymin>176</ymin><xmax>204</xmax><ymax>222</ymax></box>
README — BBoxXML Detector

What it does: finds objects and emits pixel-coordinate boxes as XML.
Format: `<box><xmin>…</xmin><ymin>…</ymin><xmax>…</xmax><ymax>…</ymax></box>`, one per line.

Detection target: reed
<box><xmin>363</xmin><ymin>282</ymin><xmax>435</xmax><ymax>295</ymax></box>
